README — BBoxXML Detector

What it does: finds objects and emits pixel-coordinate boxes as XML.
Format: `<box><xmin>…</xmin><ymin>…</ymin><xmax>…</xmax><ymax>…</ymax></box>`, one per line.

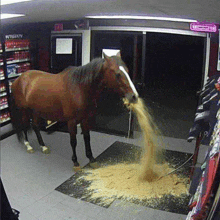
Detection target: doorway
<box><xmin>142</xmin><ymin>33</ymin><xmax>204</xmax><ymax>138</ymax></box>
<box><xmin>91</xmin><ymin>31</ymin><xmax>142</xmax><ymax>136</ymax></box>
<box><xmin>91</xmin><ymin>30</ymin><xmax>205</xmax><ymax>139</ymax></box>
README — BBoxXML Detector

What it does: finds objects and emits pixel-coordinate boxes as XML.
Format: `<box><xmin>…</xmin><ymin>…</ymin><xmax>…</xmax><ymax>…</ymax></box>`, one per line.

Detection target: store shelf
<box><xmin>0</xmin><ymin>35</ymin><xmax>31</xmax><ymax>137</ymax></box>
<box><xmin>8</xmin><ymin>73</ymin><xmax>22</xmax><ymax>79</ymax></box>
<box><xmin>0</xmin><ymin>117</ymin><xmax>11</xmax><ymax>125</ymax></box>
<box><xmin>7</xmin><ymin>58</ymin><xmax>30</xmax><ymax>64</ymax></box>
<box><xmin>0</xmin><ymin>104</ymin><xmax>9</xmax><ymax>110</ymax></box>
<box><xmin>5</xmin><ymin>47</ymin><xmax>29</xmax><ymax>52</ymax></box>
<box><xmin>0</xmin><ymin>92</ymin><xmax>7</xmax><ymax>97</ymax></box>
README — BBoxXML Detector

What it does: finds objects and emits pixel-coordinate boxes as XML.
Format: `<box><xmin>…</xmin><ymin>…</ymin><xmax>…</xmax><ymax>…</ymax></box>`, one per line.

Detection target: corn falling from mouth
<box><xmin>79</xmin><ymin>98</ymin><xmax>189</xmax><ymax>205</ymax></box>
<box><xmin>123</xmin><ymin>97</ymin><xmax>160</xmax><ymax>182</ymax></box>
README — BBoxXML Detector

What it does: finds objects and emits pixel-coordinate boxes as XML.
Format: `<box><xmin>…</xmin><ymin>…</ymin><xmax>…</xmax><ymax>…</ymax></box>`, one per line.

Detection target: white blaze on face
<box><xmin>119</xmin><ymin>66</ymin><xmax>139</xmax><ymax>97</ymax></box>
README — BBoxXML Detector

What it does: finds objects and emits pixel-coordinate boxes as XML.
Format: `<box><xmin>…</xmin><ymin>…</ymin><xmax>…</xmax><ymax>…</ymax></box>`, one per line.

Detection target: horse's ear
<box><xmin>116</xmin><ymin>51</ymin><xmax>121</xmax><ymax>57</ymax></box>
<box><xmin>103</xmin><ymin>52</ymin><xmax>112</xmax><ymax>66</ymax></box>
<box><xmin>103</xmin><ymin>52</ymin><xmax>110</xmax><ymax>61</ymax></box>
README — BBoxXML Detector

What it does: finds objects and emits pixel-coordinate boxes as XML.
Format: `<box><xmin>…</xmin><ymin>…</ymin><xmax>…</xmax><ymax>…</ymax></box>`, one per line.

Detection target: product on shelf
<box><xmin>7</xmin><ymin>63</ymin><xmax>31</xmax><ymax>77</ymax></box>
<box><xmin>8</xmin><ymin>80</ymin><xmax>13</xmax><ymax>92</ymax></box>
<box><xmin>7</xmin><ymin>64</ymin><xmax>17</xmax><ymax>77</ymax></box>
<box><xmin>13</xmin><ymin>51</ymin><xmax>30</xmax><ymax>60</ymax></box>
<box><xmin>0</xmin><ymin>68</ymin><xmax>4</xmax><ymax>78</ymax></box>
<box><xmin>5</xmin><ymin>39</ymin><xmax>30</xmax><ymax>50</ymax></box>
<box><xmin>0</xmin><ymin>83</ymin><xmax>6</xmax><ymax>92</ymax></box>
<box><xmin>17</xmin><ymin>63</ymin><xmax>31</xmax><ymax>74</ymax></box>
<box><xmin>0</xmin><ymin>112</ymin><xmax>10</xmax><ymax>123</ymax></box>
<box><xmin>6</xmin><ymin>57</ymin><xmax>14</xmax><ymax>62</ymax></box>
<box><xmin>0</xmin><ymin>97</ymin><xmax>8</xmax><ymax>106</ymax></box>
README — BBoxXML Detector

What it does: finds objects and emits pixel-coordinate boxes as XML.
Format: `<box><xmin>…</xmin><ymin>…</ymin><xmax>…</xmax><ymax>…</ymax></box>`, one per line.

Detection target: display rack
<box><xmin>217</xmin><ymin>30</ymin><xmax>220</xmax><ymax>71</ymax></box>
<box><xmin>0</xmin><ymin>34</ymin><xmax>31</xmax><ymax>128</ymax></box>
<box><xmin>186</xmin><ymin>75</ymin><xmax>220</xmax><ymax>220</ymax></box>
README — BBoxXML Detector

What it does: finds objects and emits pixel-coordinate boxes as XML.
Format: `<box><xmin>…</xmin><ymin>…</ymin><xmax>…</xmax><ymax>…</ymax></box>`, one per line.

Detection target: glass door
<box><xmin>91</xmin><ymin>31</ymin><xmax>142</xmax><ymax>136</ymax></box>
<box><xmin>51</xmin><ymin>34</ymin><xmax>82</xmax><ymax>73</ymax></box>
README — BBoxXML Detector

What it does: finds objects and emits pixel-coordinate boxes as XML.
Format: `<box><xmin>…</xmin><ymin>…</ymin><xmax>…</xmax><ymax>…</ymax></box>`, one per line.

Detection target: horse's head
<box><xmin>102</xmin><ymin>52</ymin><xmax>139</xmax><ymax>103</ymax></box>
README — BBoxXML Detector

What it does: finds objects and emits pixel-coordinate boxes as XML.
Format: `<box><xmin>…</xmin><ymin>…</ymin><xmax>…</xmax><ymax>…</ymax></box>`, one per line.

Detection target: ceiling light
<box><xmin>86</xmin><ymin>15</ymin><xmax>197</xmax><ymax>23</ymax></box>
<box><xmin>1</xmin><ymin>13</ymin><xmax>25</xmax><ymax>19</ymax></box>
<box><xmin>1</xmin><ymin>0</ymin><xmax>31</xmax><ymax>6</ymax></box>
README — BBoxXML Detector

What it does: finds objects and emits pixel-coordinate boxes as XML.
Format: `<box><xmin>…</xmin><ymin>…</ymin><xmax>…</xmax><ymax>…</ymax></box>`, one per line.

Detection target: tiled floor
<box><xmin>1</xmin><ymin>130</ymin><xmax>208</xmax><ymax>220</ymax></box>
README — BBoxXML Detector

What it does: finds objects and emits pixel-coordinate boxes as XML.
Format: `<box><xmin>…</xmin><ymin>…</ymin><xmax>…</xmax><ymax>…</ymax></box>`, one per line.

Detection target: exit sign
<box><xmin>190</xmin><ymin>21</ymin><xmax>219</xmax><ymax>33</ymax></box>
<box><xmin>54</xmin><ymin>23</ymin><xmax>63</xmax><ymax>31</ymax></box>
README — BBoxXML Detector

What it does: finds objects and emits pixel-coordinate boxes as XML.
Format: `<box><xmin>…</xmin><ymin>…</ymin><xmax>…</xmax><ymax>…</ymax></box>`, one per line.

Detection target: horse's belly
<box><xmin>28</xmin><ymin>96</ymin><xmax>65</xmax><ymax>120</ymax></box>
<box><xmin>36</xmin><ymin>109</ymin><xmax>65</xmax><ymax>121</ymax></box>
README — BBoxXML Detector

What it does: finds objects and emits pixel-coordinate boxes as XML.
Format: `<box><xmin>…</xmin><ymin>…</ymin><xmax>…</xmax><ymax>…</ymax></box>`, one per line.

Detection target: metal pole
<box><xmin>141</xmin><ymin>31</ymin><xmax>146</xmax><ymax>84</ymax></box>
<box><xmin>127</xmin><ymin>110</ymin><xmax>132</xmax><ymax>138</ymax></box>
<box><xmin>133</xmin><ymin>35</ymin><xmax>138</xmax><ymax>82</ymax></box>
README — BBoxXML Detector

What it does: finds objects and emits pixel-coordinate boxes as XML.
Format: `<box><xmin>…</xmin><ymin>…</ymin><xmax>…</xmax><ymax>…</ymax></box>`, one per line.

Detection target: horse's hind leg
<box><xmin>68</xmin><ymin>120</ymin><xmax>80</xmax><ymax>171</ymax></box>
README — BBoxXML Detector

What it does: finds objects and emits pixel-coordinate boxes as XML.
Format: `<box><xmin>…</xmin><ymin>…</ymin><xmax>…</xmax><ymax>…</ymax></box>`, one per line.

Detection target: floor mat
<box><xmin>56</xmin><ymin>141</ymin><xmax>192</xmax><ymax>214</ymax></box>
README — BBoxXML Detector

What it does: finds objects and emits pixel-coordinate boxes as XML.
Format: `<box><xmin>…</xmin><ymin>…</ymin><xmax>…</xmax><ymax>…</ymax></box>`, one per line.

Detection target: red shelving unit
<box><xmin>0</xmin><ymin>34</ymin><xmax>32</xmax><ymax>128</ymax></box>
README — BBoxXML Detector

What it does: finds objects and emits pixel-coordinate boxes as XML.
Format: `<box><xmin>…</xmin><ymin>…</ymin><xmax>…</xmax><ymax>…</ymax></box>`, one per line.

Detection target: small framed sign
<box><xmin>56</xmin><ymin>38</ymin><xmax>72</xmax><ymax>54</ymax></box>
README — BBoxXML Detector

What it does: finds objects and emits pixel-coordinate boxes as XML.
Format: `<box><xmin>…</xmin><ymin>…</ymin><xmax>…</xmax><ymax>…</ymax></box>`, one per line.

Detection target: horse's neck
<box><xmin>60</xmin><ymin>66</ymin><xmax>77</xmax><ymax>75</ymax></box>
<box><xmin>85</xmin><ymin>79</ymin><xmax>104</xmax><ymax>99</ymax></box>
<box><xmin>82</xmin><ymin>74</ymin><xmax>105</xmax><ymax>104</ymax></box>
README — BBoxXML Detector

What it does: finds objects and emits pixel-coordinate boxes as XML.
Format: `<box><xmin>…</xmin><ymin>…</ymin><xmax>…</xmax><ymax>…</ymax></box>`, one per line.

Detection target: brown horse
<box><xmin>10</xmin><ymin>52</ymin><xmax>138</xmax><ymax>169</ymax></box>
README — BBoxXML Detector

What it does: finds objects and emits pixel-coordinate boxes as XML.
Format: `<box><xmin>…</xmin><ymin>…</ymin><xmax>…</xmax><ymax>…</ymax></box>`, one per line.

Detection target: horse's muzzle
<box><xmin>126</xmin><ymin>93</ymin><xmax>138</xmax><ymax>104</ymax></box>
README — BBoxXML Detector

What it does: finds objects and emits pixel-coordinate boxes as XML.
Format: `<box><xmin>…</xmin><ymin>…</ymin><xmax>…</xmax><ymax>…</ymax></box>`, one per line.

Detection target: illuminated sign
<box><xmin>190</xmin><ymin>21</ymin><xmax>219</xmax><ymax>33</ymax></box>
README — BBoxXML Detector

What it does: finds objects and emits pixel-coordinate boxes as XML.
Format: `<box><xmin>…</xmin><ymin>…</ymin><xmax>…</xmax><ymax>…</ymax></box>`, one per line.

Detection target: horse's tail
<box><xmin>9</xmin><ymin>92</ymin><xmax>31</xmax><ymax>142</ymax></box>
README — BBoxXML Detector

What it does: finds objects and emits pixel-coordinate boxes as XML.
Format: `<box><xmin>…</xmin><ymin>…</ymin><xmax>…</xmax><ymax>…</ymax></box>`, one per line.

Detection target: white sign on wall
<box><xmin>56</xmin><ymin>38</ymin><xmax>73</xmax><ymax>54</ymax></box>
<box><xmin>102</xmin><ymin>49</ymin><xmax>120</xmax><ymax>58</ymax></box>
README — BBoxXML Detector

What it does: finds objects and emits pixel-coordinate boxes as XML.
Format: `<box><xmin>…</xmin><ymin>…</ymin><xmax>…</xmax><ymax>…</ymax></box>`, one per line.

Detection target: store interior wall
<box><xmin>1</xmin><ymin>20</ymin><xmax>219</xmax><ymax>138</ymax></box>
<box><xmin>2</xmin><ymin>20</ymin><xmax>86</xmax><ymax>72</ymax></box>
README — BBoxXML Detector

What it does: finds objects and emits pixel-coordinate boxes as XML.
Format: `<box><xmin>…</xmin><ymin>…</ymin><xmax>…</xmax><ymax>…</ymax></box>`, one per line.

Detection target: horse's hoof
<box><xmin>27</xmin><ymin>148</ymin><xmax>35</xmax><ymax>153</ymax></box>
<box><xmin>73</xmin><ymin>166</ymin><xmax>82</xmax><ymax>172</ymax></box>
<box><xmin>41</xmin><ymin>146</ymin><xmax>50</xmax><ymax>154</ymax></box>
<box><xmin>89</xmin><ymin>162</ymin><xmax>99</xmax><ymax>169</ymax></box>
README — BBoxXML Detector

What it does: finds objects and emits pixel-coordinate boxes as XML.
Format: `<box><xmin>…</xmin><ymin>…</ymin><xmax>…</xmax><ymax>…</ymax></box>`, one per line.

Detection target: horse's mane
<box><xmin>65</xmin><ymin>58</ymin><xmax>104</xmax><ymax>85</ymax></box>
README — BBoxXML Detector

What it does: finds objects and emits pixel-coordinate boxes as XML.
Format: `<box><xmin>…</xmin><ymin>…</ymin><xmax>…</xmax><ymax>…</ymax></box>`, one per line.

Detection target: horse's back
<box><xmin>11</xmin><ymin>70</ymin><xmax>66</xmax><ymax>112</ymax></box>
<box><xmin>11</xmin><ymin>70</ymin><xmax>50</xmax><ymax>106</ymax></box>
<box><xmin>11</xmin><ymin>69</ymin><xmax>86</xmax><ymax>122</ymax></box>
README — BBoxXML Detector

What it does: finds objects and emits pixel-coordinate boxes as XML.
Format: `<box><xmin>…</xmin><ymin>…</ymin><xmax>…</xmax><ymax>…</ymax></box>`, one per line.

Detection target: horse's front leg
<box><xmin>68</xmin><ymin>120</ymin><xmax>81</xmax><ymax>171</ymax></box>
<box><xmin>83</xmin><ymin>131</ymin><xmax>95</xmax><ymax>163</ymax></box>
<box><xmin>81</xmin><ymin>120</ymin><xmax>99</xmax><ymax>168</ymax></box>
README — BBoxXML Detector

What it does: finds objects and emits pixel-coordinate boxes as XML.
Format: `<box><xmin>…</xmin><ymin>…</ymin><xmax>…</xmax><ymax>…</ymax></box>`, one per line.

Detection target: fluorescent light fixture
<box><xmin>1</xmin><ymin>13</ymin><xmax>25</xmax><ymax>19</ymax></box>
<box><xmin>86</xmin><ymin>15</ymin><xmax>197</xmax><ymax>23</ymax></box>
<box><xmin>1</xmin><ymin>0</ymin><xmax>31</xmax><ymax>5</ymax></box>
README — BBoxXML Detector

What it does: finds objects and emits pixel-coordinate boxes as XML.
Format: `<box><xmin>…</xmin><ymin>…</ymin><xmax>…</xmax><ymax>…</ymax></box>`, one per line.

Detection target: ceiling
<box><xmin>1</xmin><ymin>0</ymin><xmax>220</xmax><ymax>26</ymax></box>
